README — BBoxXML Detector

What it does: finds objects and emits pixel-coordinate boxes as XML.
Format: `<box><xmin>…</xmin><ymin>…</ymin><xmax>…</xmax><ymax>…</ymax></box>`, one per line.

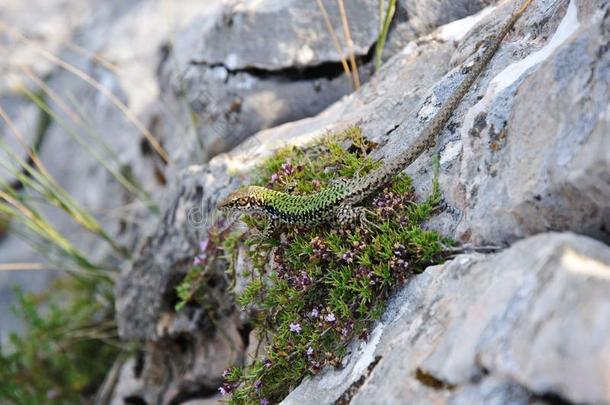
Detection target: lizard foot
<box><xmin>248</xmin><ymin>219</ymin><xmax>279</xmax><ymax>246</ymax></box>
<box><xmin>336</xmin><ymin>204</ymin><xmax>381</xmax><ymax>231</ymax></box>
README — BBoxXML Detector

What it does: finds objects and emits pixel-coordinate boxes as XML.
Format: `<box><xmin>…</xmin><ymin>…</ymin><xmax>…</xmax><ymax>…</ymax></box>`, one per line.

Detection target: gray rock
<box><xmin>184</xmin><ymin>0</ymin><xmax>379</xmax><ymax>70</ymax></box>
<box><xmin>383</xmin><ymin>0</ymin><xmax>493</xmax><ymax>59</ymax></box>
<box><xmin>0</xmin><ymin>0</ymin><xmax>95</xmax><ymax>92</ymax></box>
<box><xmin>112</xmin><ymin>0</ymin><xmax>610</xmax><ymax>402</ymax></box>
<box><xmin>159</xmin><ymin>0</ymin><xmax>494</xmax><ymax>162</ymax></box>
<box><xmin>110</xmin><ymin>314</ymin><xmax>243</xmax><ymax>405</ymax></box>
<box><xmin>116</xmin><ymin>0</ymin><xmax>609</xmax><ymax>345</ymax></box>
<box><xmin>159</xmin><ymin>0</ymin><xmax>380</xmax><ymax>162</ymax></box>
<box><xmin>284</xmin><ymin>232</ymin><xmax>610</xmax><ymax>405</ymax></box>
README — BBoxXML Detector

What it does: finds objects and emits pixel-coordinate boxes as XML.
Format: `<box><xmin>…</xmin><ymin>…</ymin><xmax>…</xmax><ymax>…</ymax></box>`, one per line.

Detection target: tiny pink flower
<box><xmin>310</xmin><ymin>308</ymin><xmax>319</xmax><ymax>318</ymax></box>
<box><xmin>260</xmin><ymin>399</ymin><xmax>269</xmax><ymax>405</ymax></box>
<box><xmin>289</xmin><ymin>322</ymin><xmax>302</xmax><ymax>333</ymax></box>
<box><xmin>324</xmin><ymin>313</ymin><xmax>336</xmax><ymax>323</ymax></box>
<box><xmin>218</xmin><ymin>383</ymin><xmax>233</xmax><ymax>396</ymax></box>
<box><xmin>281</xmin><ymin>162</ymin><xmax>294</xmax><ymax>174</ymax></box>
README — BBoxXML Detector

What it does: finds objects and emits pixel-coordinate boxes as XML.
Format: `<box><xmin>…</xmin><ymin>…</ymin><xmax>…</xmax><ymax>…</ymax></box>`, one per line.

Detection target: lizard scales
<box><xmin>218</xmin><ymin>0</ymin><xmax>533</xmax><ymax>229</ymax></box>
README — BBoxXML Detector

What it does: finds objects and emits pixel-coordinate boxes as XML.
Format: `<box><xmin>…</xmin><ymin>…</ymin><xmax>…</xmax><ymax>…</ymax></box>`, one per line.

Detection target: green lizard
<box><xmin>218</xmin><ymin>0</ymin><xmax>534</xmax><ymax>237</ymax></box>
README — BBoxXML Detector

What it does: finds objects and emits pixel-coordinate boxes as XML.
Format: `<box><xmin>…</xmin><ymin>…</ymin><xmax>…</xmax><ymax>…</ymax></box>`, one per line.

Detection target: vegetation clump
<box><xmin>178</xmin><ymin>127</ymin><xmax>449</xmax><ymax>404</ymax></box>
<box><xmin>0</xmin><ymin>278</ymin><xmax>119</xmax><ymax>404</ymax></box>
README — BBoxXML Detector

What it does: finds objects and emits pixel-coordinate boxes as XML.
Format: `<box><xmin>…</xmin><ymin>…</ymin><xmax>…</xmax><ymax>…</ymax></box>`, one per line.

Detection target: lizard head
<box><xmin>217</xmin><ymin>185</ymin><xmax>268</xmax><ymax>215</ymax></box>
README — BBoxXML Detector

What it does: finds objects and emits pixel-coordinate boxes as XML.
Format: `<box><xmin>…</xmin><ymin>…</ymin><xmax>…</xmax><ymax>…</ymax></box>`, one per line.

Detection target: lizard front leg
<box><xmin>249</xmin><ymin>217</ymin><xmax>280</xmax><ymax>244</ymax></box>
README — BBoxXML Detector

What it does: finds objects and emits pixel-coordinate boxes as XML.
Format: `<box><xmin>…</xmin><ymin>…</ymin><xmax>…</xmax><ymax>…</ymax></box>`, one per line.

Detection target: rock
<box><xmin>159</xmin><ymin>0</ymin><xmax>380</xmax><ymax>162</ymax></box>
<box><xmin>116</xmin><ymin>0</ymin><xmax>608</xmax><ymax>355</ymax></box>
<box><xmin>383</xmin><ymin>0</ymin><xmax>493</xmax><ymax>59</ymax></box>
<box><xmin>184</xmin><ymin>0</ymin><xmax>379</xmax><ymax>70</ymax></box>
<box><xmin>283</xmin><ymin>232</ymin><xmax>610</xmax><ymax>404</ymax></box>
<box><xmin>451</xmin><ymin>0</ymin><xmax>610</xmax><ymax>245</ymax></box>
<box><xmin>0</xmin><ymin>0</ymin><xmax>94</xmax><ymax>92</ymax></box>
<box><xmin>159</xmin><ymin>0</ymin><xmax>494</xmax><ymax>162</ymax></box>
<box><xmin>110</xmin><ymin>315</ymin><xmax>243</xmax><ymax>404</ymax></box>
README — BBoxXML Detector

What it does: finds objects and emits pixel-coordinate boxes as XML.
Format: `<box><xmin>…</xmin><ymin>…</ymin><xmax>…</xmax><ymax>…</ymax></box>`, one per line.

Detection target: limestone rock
<box><xmin>284</xmin><ymin>232</ymin><xmax>610</xmax><ymax>405</ymax></box>
<box><xmin>116</xmin><ymin>0</ymin><xmax>609</xmax><ymax>348</ymax></box>
<box><xmin>111</xmin><ymin>0</ymin><xmax>609</xmax><ymax>402</ymax></box>
<box><xmin>158</xmin><ymin>0</ymin><xmax>495</xmax><ymax>162</ymax></box>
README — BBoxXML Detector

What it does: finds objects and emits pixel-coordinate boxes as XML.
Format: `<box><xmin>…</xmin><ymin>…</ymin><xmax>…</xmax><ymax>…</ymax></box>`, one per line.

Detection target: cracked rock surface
<box><xmin>111</xmin><ymin>0</ymin><xmax>610</xmax><ymax>402</ymax></box>
<box><xmin>157</xmin><ymin>0</ymin><xmax>495</xmax><ymax>163</ymax></box>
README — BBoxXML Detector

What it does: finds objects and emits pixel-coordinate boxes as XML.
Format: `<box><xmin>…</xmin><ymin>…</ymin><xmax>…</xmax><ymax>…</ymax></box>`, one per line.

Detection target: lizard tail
<box><xmin>354</xmin><ymin>0</ymin><xmax>535</xmax><ymax>198</ymax></box>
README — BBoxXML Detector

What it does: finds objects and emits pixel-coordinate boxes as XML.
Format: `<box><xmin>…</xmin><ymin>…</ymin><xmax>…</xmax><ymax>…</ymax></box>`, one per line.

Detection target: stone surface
<box><xmin>116</xmin><ymin>0</ymin><xmax>610</xmax><ymax>344</ymax></box>
<box><xmin>0</xmin><ymin>0</ymin><xmax>95</xmax><ymax>92</ymax></box>
<box><xmin>284</xmin><ymin>232</ymin><xmax>610</xmax><ymax>404</ymax></box>
<box><xmin>158</xmin><ymin>0</ymin><xmax>494</xmax><ymax>162</ymax></box>
<box><xmin>384</xmin><ymin>0</ymin><xmax>493</xmax><ymax>58</ymax></box>
<box><xmin>110</xmin><ymin>314</ymin><xmax>243</xmax><ymax>404</ymax></box>
<box><xmin>158</xmin><ymin>0</ymin><xmax>379</xmax><ymax>162</ymax></box>
<box><xmin>115</xmin><ymin>0</ymin><xmax>610</xmax><ymax>401</ymax></box>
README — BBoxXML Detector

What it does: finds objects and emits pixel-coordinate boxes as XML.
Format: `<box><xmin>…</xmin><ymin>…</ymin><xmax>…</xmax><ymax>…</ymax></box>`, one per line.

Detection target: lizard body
<box><xmin>218</xmin><ymin>0</ymin><xmax>533</xmax><ymax>234</ymax></box>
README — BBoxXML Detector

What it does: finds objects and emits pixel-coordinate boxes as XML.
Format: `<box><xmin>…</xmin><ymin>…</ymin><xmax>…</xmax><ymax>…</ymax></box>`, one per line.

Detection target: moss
<box><xmin>179</xmin><ymin>126</ymin><xmax>450</xmax><ymax>404</ymax></box>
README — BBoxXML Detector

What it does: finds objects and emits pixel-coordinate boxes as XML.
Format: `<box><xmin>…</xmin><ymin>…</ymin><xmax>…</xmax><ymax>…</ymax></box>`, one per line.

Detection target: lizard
<box><xmin>218</xmin><ymin>0</ymin><xmax>534</xmax><ymax>238</ymax></box>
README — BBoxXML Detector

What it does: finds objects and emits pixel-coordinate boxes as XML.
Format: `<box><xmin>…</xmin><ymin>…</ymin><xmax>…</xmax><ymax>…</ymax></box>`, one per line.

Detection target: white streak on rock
<box><xmin>437</xmin><ymin>6</ymin><xmax>496</xmax><ymax>42</ymax></box>
<box><xmin>563</xmin><ymin>249</ymin><xmax>610</xmax><ymax>280</ymax></box>
<box><xmin>461</xmin><ymin>0</ymin><xmax>580</xmax><ymax>140</ymax></box>
<box><xmin>491</xmin><ymin>0</ymin><xmax>580</xmax><ymax>93</ymax></box>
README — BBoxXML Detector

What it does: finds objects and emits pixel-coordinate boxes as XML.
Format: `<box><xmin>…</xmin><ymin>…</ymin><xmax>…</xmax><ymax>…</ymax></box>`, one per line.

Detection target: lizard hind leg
<box><xmin>336</xmin><ymin>204</ymin><xmax>381</xmax><ymax>231</ymax></box>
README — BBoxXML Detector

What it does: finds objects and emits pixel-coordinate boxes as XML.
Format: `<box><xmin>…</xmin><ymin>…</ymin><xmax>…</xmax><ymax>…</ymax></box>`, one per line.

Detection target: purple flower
<box><xmin>324</xmin><ymin>313</ymin><xmax>336</xmax><ymax>323</ymax></box>
<box><xmin>222</xmin><ymin>368</ymin><xmax>231</xmax><ymax>378</ymax></box>
<box><xmin>218</xmin><ymin>383</ymin><xmax>233</xmax><ymax>396</ymax></box>
<box><xmin>310</xmin><ymin>308</ymin><xmax>319</xmax><ymax>318</ymax></box>
<box><xmin>199</xmin><ymin>238</ymin><xmax>209</xmax><ymax>252</ymax></box>
<box><xmin>342</xmin><ymin>250</ymin><xmax>355</xmax><ymax>263</ymax></box>
<box><xmin>254</xmin><ymin>380</ymin><xmax>263</xmax><ymax>390</ymax></box>
<box><xmin>281</xmin><ymin>162</ymin><xmax>294</xmax><ymax>174</ymax></box>
<box><xmin>270</xmin><ymin>173</ymin><xmax>279</xmax><ymax>182</ymax></box>
<box><xmin>193</xmin><ymin>255</ymin><xmax>204</xmax><ymax>266</ymax></box>
<box><xmin>260</xmin><ymin>399</ymin><xmax>270</xmax><ymax>405</ymax></box>
<box><xmin>289</xmin><ymin>322</ymin><xmax>302</xmax><ymax>333</ymax></box>
<box><xmin>306</xmin><ymin>346</ymin><xmax>314</xmax><ymax>356</ymax></box>
<box><xmin>263</xmin><ymin>359</ymin><xmax>272</xmax><ymax>368</ymax></box>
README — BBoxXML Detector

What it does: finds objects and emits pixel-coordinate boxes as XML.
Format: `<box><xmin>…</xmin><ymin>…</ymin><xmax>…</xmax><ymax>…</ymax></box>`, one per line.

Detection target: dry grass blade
<box><xmin>18</xmin><ymin>67</ymin><xmax>156</xmax><ymax>212</ymax></box>
<box><xmin>0</xmin><ymin>105</ymin><xmax>129</xmax><ymax>258</ymax></box>
<box><xmin>0</xmin><ymin>104</ymin><xmax>54</xmax><ymax>182</ymax></box>
<box><xmin>315</xmin><ymin>0</ymin><xmax>353</xmax><ymax>85</ymax></box>
<box><xmin>336</xmin><ymin>0</ymin><xmax>361</xmax><ymax>89</ymax></box>
<box><xmin>0</xmin><ymin>190</ymin><xmax>97</xmax><ymax>272</ymax></box>
<box><xmin>64</xmin><ymin>41</ymin><xmax>119</xmax><ymax>72</ymax></box>
<box><xmin>0</xmin><ymin>20</ymin><xmax>170</xmax><ymax>164</ymax></box>
<box><xmin>0</xmin><ymin>262</ymin><xmax>49</xmax><ymax>271</ymax></box>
